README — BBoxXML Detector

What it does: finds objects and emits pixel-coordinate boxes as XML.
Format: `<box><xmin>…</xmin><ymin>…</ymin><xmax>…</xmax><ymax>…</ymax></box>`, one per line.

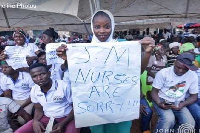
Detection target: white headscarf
<box><xmin>91</xmin><ymin>10</ymin><xmax>115</xmax><ymax>43</ymax></box>
<box><xmin>169</xmin><ymin>42</ymin><xmax>181</xmax><ymax>49</ymax></box>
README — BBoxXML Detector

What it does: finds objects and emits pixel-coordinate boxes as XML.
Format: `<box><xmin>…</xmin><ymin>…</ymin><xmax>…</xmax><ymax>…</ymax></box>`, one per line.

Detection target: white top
<box><xmin>1</xmin><ymin>72</ymin><xmax>35</xmax><ymax>100</ymax></box>
<box><xmin>31</xmin><ymin>80</ymin><xmax>72</xmax><ymax>118</ymax></box>
<box><xmin>163</xmin><ymin>32</ymin><xmax>171</xmax><ymax>40</ymax></box>
<box><xmin>63</xmin><ymin>70</ymin><xmax>70</xmax><ymax>82</ymax></box>
<box><xmin>49</xmin><ymin>63</ymin><xmax>64</xmax><ymax>80</ymax></box>
<box><xmin>152</xmin><ymin>66</ymin><xmax>198</xmax><ymax>102</ymax></box>
<box><xmin>147</xmin><ymin>55</ymin><xmax>167</xmax><ymax>82</ymax></box>
<box><xmin>0</xmin><ymin>97</ymin><xmax>20</xmax><ymax>132</ymax></box>
<box><xmin>18</xmin><ymin>43</ymin><xmax>39</xmax><ymax>56</ymax></box>
<box><xmin>63</xmin><ymin>70</ymin><xmax>71</xmax><ymax>86</ymax></box>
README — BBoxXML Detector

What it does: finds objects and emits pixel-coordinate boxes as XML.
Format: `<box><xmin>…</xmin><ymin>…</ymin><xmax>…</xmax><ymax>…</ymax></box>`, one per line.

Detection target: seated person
<box><xmin>0</xmin><ymin>30</ymin><xmax>40</xmax><ymax>72</ymax></box>
<box><xmin>1</xmin><ymin>61</ymin><xmax>34</xmax><ymax>125</ymax></box>
<box><xmin>147</xmin><ymin>45</ymin><xmax>167</xmax><ymax>85</ymax></box>
<box><xmin>151</xmin><ymin>52</ymin><xmax>198</xmax><ymax>133</ymax></box>
<box><xmin>187</xmin><ymin>68</ymin><xmax>200</xmax><ymax>132</ymax></box>
<box><xmin>15</xmin><ymin>63</ymin><xmax>80</xmax><ymax>133</ymax></box>
<box><xmin>0</xmin><ymin>97</ymin><xmax>31</xmax><ymax>133</ymax></box>
<box><xmin>166</xmin><ymin>42</ymin><xmax>181</xmax><ymax>67</ymax></box>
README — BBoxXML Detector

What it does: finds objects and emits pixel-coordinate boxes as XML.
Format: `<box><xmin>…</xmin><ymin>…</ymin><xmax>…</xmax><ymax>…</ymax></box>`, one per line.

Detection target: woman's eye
<box><xmin>94</xmin><ymin>25</ymin><xmax>100</xmax><ymax>29</ymax></box>
<box><xmin>105</xmin><ymin>25</ymin><xmax>110</xmax><ymax>29</ymax></box>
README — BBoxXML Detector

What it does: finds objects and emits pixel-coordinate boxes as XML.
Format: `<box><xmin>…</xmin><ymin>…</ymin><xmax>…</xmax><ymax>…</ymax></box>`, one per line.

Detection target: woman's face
<box><xmin>14</xmin><ymin>32</ymin><xmax>25</xmax><ymax>46</ymax></box>
<box><xmin>42</xmin><ymin>34</ymin><xmax>53</xmax><ymax>44</ymax></box>
<box><xmin>159</xmin><ymin>47</ymin><xmax>165</xmax><ymax>55</ymax></box>
<box><xmin>155</xmin><ymin>51</ymin><xmax>162</xmax><ymax>61</ymax></box>
<box><xmin>171</xmin><ymin>46</ymin><xmax>179</xmax><ymax>54</ymax></box>
<box><xmin>93</xmin><ymin>15</ymin><xmax>112</xmax><ymax>42</ymax></box>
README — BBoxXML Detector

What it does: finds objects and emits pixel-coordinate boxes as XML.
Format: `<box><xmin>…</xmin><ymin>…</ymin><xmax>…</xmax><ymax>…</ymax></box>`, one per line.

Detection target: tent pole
<box><xmin>83</xmin><ymin>21</ymin><xmax>90</xmax><ymax>35</ymax></box>
<box><xmin>93</xmin><ymin>0</ymin><xmax>100</xmax><ymax>11</ymax></box>
<box><xmin>2</xmin><ymin>8</ymin><xmax>10</xmax><ymax>28</ymax></box>
<box><xmin>185</xmin><ymin>0</ymin><xmax>190</xmax><ymax>18</ymax></box>
<box><xmin>94</xmin><ymin>0</ymin><xmax>100</xmax><ymax>10</ymax></box>
<box><xmin>89</xmin><ymin>0</ymin><xmax>94</xmax><ymax>16</ymax></box>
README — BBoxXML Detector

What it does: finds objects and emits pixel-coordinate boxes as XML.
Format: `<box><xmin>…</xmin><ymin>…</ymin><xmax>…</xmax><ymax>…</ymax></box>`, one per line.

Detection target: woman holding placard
<box><xmin>56</xmin><ymin>10</ymin><xmax>155</xmax><ymax>133</ymax></box>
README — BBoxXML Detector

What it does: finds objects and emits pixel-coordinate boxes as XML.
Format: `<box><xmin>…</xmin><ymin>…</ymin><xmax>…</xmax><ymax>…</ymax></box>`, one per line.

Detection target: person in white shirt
<box><xmin>15</xmin><ymin>63</ymin><xmax>80</xmax><ymax>133</ymax></box>
<box><xmin>163</xmin><ymin>28</ymin><xmax>171</xmax><ymax>40</ymax></box>
<box><xmin>147</xmin><ymin>45</ymin><xmax>167</xmax><ymax>85</ymax></box>
<box><xmin>151</xmin><ymin>52</ymin><xmax>198</xmax><ymax>133</ymax></box>
<box><xmin>1</xmin><ymin>61</ymin><xmax>35</xmax><ymax>125</ymax></box>
<box><xmin>0</xmin><ymin>97</ymin><xmax>31</xmax><ymax>133</ymax></box>
<box><xmin>0</xmin><ymin>29</ymin><xmax>40</xmax><ymax>71</ymax></box>
<box><xmin>37</xmin><ymin>51</ymin><xmax>67</xmax><ymax>80</ymax></box>
<box><xmin>187</xmin><ymin>68</ymin><xmax>200</xmax><ymax>132</ymax></box>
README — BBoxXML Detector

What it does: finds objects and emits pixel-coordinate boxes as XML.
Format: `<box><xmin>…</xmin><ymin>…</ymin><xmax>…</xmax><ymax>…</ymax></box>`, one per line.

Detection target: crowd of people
<box><xmin>0</xmin><ymin>10</ymin><xmax>200</xmax><ymax>133</ymax></box>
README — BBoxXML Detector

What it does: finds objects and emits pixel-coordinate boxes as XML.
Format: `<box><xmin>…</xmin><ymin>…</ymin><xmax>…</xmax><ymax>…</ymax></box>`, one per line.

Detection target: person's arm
<box><xmin>151</xmin><ymin>87</ymin><xmax>161</xmax><ymax>104</ymax></box>
<box><xmin>141</xmin><ymin>52</ymin><xmax>151</xmax><ymax>74</ymax></box>
<box><xmin>17</xmin><ymin>107</ymin><xmax>32</xmax><ymax>122</ymax></box>
<box><xmin>50</xmin><ymin>109</ymin><xmax>74</xmax><ymax>133</ymax></box>
<box><xmin>35</xmin><ymin>50</ymin><xmax>41</xmax><ymax>55</ymax></box>
<box><xmin>16</xmin><ymin>67</ymin><xmax>29</xmax><ymax>72</ymax></box>
<box><xmin>61</xmin><ymin>60</ymin><xmax>68</xmax><ymax>71</ymax></box>
<box><xmin>4</xmin><ymin>89</ymin><xmax>12</xmax><ymax>98</ymax></box>
<box><xmin>140</xmin><ymin>37</ymin><xmax>155</xmax><ymax>74</ymax></box>
<box><xmin>26</xmin><ymin>56</ymin><xmax>38</xmax><ymax>66</ymax></box>
<box><xmin>171</xmin><ymin>94</ymin><xmax>198</xmax><ymax>111</ymax></box>
<box><xmin>146</xmin><ymin>67</ymin><xmax>155</xmax><ymax>78</ymax></box>
<box><xmin>33</xmin><ymin>103</ymin><xmax>45</xmax><ymax>133</ymax></box>
<box><xmin>20</xmin><ymin>97</ymin><xmax>32</xmax><ymax>108</ymax></box>
<box><xmin>56</xmin><ymin>44</ymin><xmax>68</xmax><ymax>61</ymax></box>
<box><xmin>151</xmin><ymin>87</ymin><xmax>172</xmax><ymax>110</ymax></box>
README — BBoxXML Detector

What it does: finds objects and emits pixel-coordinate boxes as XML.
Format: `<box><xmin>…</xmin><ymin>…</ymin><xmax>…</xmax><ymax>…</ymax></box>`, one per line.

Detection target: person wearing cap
<box><xmin>151</xmin><ymin>52</ymin><xmax>198</xmax><ymax>132</ymax></box>
<box><xmin>179</xmin><ymin>43</ymin><xmax>200</xmax><ymax>131</ymax></box>
<box><xmin>1</xmin><ymin>61</ymin><xmax>35</xmax><ymax>125</ymax></box>
<box><xmin>166</xmin><ymin>42</ymin><xmax>181</xmax><ymax>67</ymax></box>
<box><xmin>186</xmin><ymin>68</ymin><xmax>200</xmax><ymax>132</ymax></box>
